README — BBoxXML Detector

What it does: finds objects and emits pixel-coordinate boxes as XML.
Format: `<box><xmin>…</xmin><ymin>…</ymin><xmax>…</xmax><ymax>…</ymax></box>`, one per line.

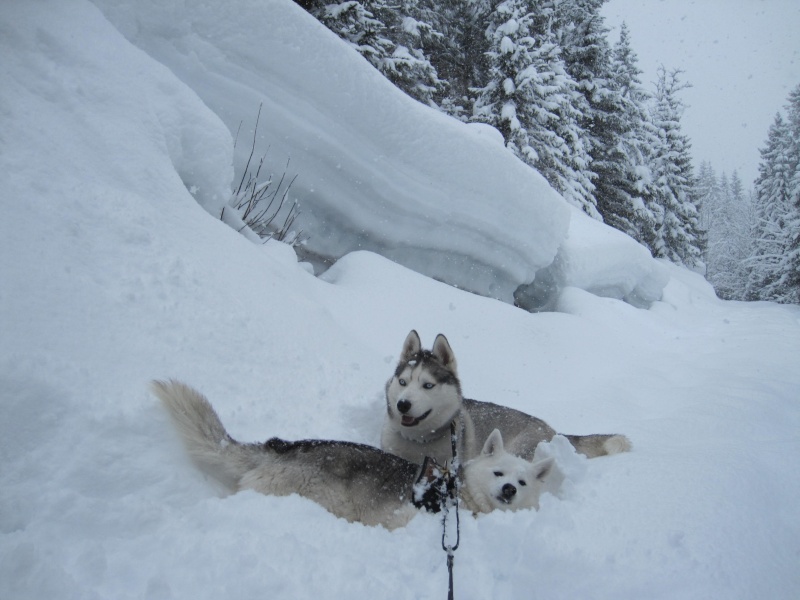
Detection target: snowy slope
<box><xmin>2</xmin><ymin>1</ymin><xmax>800</xmax><ymax>599</ymax></box>
<box><xmin>91</xmin><ymin>0</ymin><xmax>665</xmax><ymax>307</ymax></box>
<box><xmin>91</xmin><ymin>0</ymin><xmax>569</xmax><ymax>302</ymax></box>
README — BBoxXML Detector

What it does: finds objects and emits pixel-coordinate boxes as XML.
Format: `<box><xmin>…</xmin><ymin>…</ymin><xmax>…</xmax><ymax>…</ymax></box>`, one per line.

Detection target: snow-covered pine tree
<box><xmin>700</xmin><ymin>167</ymin><xmax>752</xmax><ymax>299</ymax></box>
<box><xmin>780</xmin><ymin>85</ymin><xmax>800</xmax><ymax>303</ymax></box>
<box><xmin>309</xmin><ymin>1</ymin><xmax>394</xmax><ymax>67</ymax></box>
<box><xmin>474</xmin><ymin>0</ymin><xmax>598</xmax><ymax>218</ymax></box>
<box><xmin>647</xmin><ymin>66</ymin><xmax>704</xmax><ymax>267</ymax></box>
<box><xmin>418</xmin><ymin>0</ymin><xmax>492</xmax><ymax>119</ymax></box>
<box><xmin>302</xmin><ymin>0</ymin><xmax>442</xmax><ymax>106</ymax></box>
<box><xmin>697</xmin><ymin>161</ymin><xmax>722</xmax><ymax>240</ymax></box>
<box><xmin>472</xmin><ymin>0</ymin><xmax>538</xmax><ymax>162</ymax></box>
<box><xmin>549</xmin><ymin>0</ymin><xmax>614</xmax><ymax>220</ymax></box>
<box><xmin>746</xmin><ymin>103</ymin><xmax>799</xmax><ymax>302</ymax></box>
<box><xmin>553</xmin><ymin>0</ymin><xmax>609</xmax><ymax>92</ymax></box>
<box><xmin>598</xmin><ymin>21</ymin><xmax>659</xmax><ymax>244</ymax></box>
<box><xmin>725</xmin><ymin>171</ymin><xmax>755</xmax><ymax>299</ymax></box>
<box><xmin>384</xmin><ymin>0</ymin><xmax>444</xmax><ymax>106</ymax></box>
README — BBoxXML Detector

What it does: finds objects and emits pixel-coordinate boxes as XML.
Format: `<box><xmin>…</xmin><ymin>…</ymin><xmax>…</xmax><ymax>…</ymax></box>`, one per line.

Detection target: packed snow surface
<box><xmin>2</xmin><ymin>1</ymin><xmax>799</xmax><ymax>599</ymax></box>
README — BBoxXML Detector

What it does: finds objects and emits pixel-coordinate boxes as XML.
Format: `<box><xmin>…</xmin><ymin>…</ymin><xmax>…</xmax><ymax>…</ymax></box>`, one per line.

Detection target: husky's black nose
<box><xmin>397</xmin><ymin>399</ymin><xmax>412</xmax><ymax>414</ymax></box>
<box><xmin>501</xmin><ymin>483</ymin><xmax>517</xmax><ymax>500</ymax></box>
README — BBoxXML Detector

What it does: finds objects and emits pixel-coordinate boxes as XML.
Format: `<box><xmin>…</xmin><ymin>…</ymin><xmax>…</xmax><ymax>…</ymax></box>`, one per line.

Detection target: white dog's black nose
<box><xmin>397</xmin><ymin>399</ymin><xmax>412</xmax><ymax>414</ymax></box>
<box><xmin>501</xmin><ymin>483</ymin><xmax>517</xmax><ymax>500</ymax></box>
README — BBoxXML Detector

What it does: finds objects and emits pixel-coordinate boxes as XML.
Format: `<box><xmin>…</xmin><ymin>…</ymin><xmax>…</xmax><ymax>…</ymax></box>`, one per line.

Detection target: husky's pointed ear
<box><xmin>531</xmin><ymin>457</ymin><xmax>555</xmax><ymax>481</ymax></box>
<box><xmin>432</xmin><ymin>334</ymin><xmax>457</xmax><ymax>374</ymax></box>
<box><xmin>400</xmin><ymin>330</ymin><xmax>421</xmax><ymax>362</ymax></box>
<box><xmin>481</xmin><ymin>429</ymin><xmax>505</xmax><ymax>456</ymax></box>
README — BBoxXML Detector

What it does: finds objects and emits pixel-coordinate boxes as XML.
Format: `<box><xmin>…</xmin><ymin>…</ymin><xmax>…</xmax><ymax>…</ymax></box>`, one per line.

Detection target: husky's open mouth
<box><xmin>401</xmin><ymin>409</ymin><xmax>432</xmax><ymax>427</ymax></box>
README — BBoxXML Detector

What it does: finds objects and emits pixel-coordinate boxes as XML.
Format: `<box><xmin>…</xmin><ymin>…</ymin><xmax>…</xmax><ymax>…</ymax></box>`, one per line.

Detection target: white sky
<box><xmin>601</xmin><ymin>0</ymin><xmax>800</xmax><ymax>187</ymax></box>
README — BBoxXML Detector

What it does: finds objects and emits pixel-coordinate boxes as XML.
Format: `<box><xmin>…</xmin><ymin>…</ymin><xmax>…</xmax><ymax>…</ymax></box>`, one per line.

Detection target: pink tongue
<box><xmin>401</xmin><ymin>415</ymin><xmax>416</xmax><ymax>426</ymax></box>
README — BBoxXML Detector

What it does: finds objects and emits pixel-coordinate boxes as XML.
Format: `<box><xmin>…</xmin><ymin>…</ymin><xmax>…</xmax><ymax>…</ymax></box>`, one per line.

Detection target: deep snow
<box><xmin>1</xmin><ymin>1</ymin><xmax>799</xmax><ymax>599</ymax></box>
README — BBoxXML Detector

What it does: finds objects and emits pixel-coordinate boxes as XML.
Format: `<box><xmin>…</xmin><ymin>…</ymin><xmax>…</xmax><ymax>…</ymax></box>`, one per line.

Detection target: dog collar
<box><xmin>400</xmin><ymin>413</ymin><xmax>460</xmax><ymax>444</ymax></box>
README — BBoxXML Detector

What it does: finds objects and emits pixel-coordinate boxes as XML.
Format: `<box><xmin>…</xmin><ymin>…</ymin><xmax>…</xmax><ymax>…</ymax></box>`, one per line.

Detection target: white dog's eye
<box><xmin>423</xmin><ymin>382</ymin><xmax>435</xmax><ymax>389</ymax></box>
<box><xmin>518</xmin><ymin>480</ymin><xmax>527</xmax><ymax>487</ymax></box>
<box><xmin>493</xmin><ymin>471</ymin><xmax>503</xmax><ymax>477</ymax></box>
<box><xmin>398</xmin><ymin>378</ymin><xmax>407</xmax><ymax>386</ymax></box>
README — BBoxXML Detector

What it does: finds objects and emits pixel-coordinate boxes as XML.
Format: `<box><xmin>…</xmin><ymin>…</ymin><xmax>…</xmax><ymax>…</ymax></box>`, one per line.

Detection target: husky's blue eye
<box><xmin>518</xmin><ymin>480</ymin><xmax>527</xmax><ymax>486</ymax></box>
<box><xmin>398</xmin><ymin>378</ymin><xmax>407</xmax><ymax>386</ymax></box>
<box><xmin>423</xmin><ymin>382</ymin><xmax>435</xmax><ymax>389</ymax></box>
<box><xmin>493</xmin><ymin>471</ymin><xmax>503</xmax><ymax>477</ymax></box>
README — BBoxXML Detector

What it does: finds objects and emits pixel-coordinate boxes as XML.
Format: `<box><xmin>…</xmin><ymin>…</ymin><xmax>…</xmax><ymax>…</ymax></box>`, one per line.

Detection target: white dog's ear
<box><xmin>481</xmin><ymin>429</ymin><xmax>505</xmax><ymax>456</ymax></box>
<box><xmin>400</xmin><ymin>330</ymin><xmax>421</xmax><ymax>362</ymax></box>
<box><xmin>432</xmin><ymin>334</ymin><xmax>457</xmax><ymax>374</ymax></box>
<box><xmin>531</xmin><ymin>457</ymin><xmax>554</xmax><ymax>481</ymax></box>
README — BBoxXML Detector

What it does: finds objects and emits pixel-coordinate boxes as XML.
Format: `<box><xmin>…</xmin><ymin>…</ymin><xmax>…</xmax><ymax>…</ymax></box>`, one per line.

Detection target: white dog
<box><xmin>461</xmin><ymin>428</ymin><xmax>555</xmax><ymax>513</ymax></box>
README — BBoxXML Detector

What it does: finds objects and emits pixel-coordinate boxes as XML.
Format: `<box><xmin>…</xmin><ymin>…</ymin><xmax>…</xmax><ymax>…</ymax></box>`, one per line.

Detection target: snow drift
<box><xmin>92</xmin><ymin>0</ymin><xmax>665</xmax><ymax>307</ymax></box>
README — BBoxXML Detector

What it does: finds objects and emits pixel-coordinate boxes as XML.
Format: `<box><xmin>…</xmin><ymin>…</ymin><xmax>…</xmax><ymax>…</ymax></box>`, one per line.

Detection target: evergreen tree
<box><xmin>746</xmin><ymin>104</ymin><xmax>799</xmax><ymax>302</ymax></box>
<box><xmin>780</xmin><ymin>85</ymin><xmax>800</xmax><ymax>303</ymax></box>
<box><xmin>473</xmin><ymin>0</ymin><xmax>539</xmax><ymax>162</ymax></box>
<box><xmin>303</xmin><ymin>0</ymin><xmax>443</xmax><ymax>106</ymax></box>
<box><xmin>420</xmin><ymin>0</ymin><xmax>492</xmax><ymax>119</ymax></box>
<box><xmin>554</xmin><ymin>0</ymin><xmax>609</xmax><ymax>92</ymax></box>
<box><xmin>700</xmin><ymin>166</ymin><xmax>752</xmax><ymax>299</ymax></box>
<box><xmin>725</xmin><ymin>171</ymin><xmax>755</xmax><ymax>299</ymax></box>
<box><xmin>551</xmin><ymin>0</ymin><xmax>613</xmax><ymax>220</ymax></box>
<box><xmin>312</xmin><ymin>1</ymin><xmax>395</xmax><ymax>67</ymax></box>
<box><xmin>388</xmin><ymin>0</ymin><xmax>445</xmax><ymax>105</ymax></box>
<box><xmin>647</xmin><ymin>66</ymin><xmax>703</xmax><ymax>267</ymax></box>
<box><xmin>598</xmin><ymin>22</ymin><xmax>659</xmax><ymax>244</ymax></box>
<box><xmin>696</xmin><ymin>161</ymin><xmax>721</xmax><ymax>235</ymax></box>
<box><xmin>474</xmin><ymin>0</ymin><xmax>598</xmax><ymax>218</ymax></box>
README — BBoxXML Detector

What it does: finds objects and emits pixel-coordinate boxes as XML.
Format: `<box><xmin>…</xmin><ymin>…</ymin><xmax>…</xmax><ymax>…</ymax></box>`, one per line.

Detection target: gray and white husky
<box><xmin>381</xmin><ymin>330</ymin><xmax>632</xmax><ymax>466</ymax></box>
<box><xmin>152</xmin><ymin>380</ymin><xmax>555</xmax><ymax>530</ymax></box>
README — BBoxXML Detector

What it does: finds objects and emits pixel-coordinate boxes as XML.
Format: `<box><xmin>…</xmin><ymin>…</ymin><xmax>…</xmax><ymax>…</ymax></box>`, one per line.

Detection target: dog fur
<box><xmin>153</xmin><ymin>380</ymin><xmax>556</xmax><ymax>529</ymax></box>
<box><xmin>461</xmin><ymin>429</ymin><xmax>555</xmax><ymax>513</ymax></box>
<box><xmin>380</xmin><ymin>330</ymin><xmax>632</xmax><ymax>466</ymax></box>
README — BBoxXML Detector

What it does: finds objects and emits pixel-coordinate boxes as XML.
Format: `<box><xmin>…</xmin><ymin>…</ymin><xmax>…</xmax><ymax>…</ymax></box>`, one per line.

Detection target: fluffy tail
<box><xmin>151</xmin><ymin>379</ymin><xmax>262</xmax><ymax>489</ymax></box>
<box><xmin>564</xmin><ymin>433</ymin><xmax>632</xmax><ymax>458</ymax></box>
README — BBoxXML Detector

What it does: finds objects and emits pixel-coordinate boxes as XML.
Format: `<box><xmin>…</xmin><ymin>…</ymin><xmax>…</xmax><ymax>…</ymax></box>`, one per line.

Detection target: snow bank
<box><xmin>91</xmin><ymin>0</ymin><xmax>669</xmax><ymax>308</ymax></box>
<box><xmin>93</xmin><ymin>0</ymin><xmax>571</xmax><ymax>302</ymax></box>
<box><xmin>0</xmin><ymin>0</ymin><xmax>232</xmax><ymax>215</ymax></box>
<box><xmin>516</xmin><ymin>206</ymin><xmax>670</xmax><ymax>310</ymax></box>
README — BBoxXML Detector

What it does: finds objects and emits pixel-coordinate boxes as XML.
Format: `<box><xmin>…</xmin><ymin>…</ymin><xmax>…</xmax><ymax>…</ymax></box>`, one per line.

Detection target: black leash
<box><xmin>410</xmin><ymin>422</ymin><xmax>462</xmax><ymax>600</ymax></box>
<box><xmin>441</xmin><ymin>421</ymin><xmax>461</xmax><ymax>600</ymax></box>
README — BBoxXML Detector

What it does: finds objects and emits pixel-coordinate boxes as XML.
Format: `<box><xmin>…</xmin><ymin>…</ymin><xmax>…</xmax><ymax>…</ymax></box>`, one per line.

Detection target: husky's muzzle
<box><xmin>397</xmin><ymin>399</ymin><xmax>432</xmax><ymax>427</ymax></box>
